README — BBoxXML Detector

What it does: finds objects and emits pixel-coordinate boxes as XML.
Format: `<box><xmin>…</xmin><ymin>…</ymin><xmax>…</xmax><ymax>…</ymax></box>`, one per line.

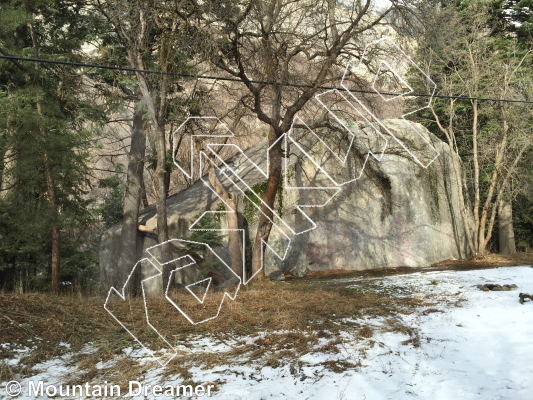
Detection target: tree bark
<box><xmin>0</xmin><ymin>99</ymin><xmax>8</xmax><ymax>191</ymax></box>
<box><xmin>140</xmin><ymin>177</ymin><xmax>149</xmax><ymax>208</ymax></box>
<box><xmin>472</xmin><ymin>99</ymin><xmax>480</xmax><ymax>249</ymax></box>
<box><xmin>478</xmin><ymin>122</ymin><xmax>508</xmax><ymax>254</ymax></box>
<box><xmin>23</xmin><ymin>1</ymin><xmax>61</xmax><ymax>293</ymax></box>
<box><xmin>467</xmin><ymin>46</ymin><xmax>481</xmax><ymax>251</ymax></box>
<box><xmin>153</xmin><ymin>19</ymin><xmax>179</xmax><ymax>289</ymax></box>
<box><xmin>251</xmin><ymin>126</ymin><xmax>283</xmax><ymax>281</ymax></box>
<box><xmin>498</xmin><ymin>198</ymin><xmax>516</xmax><ymax>255</ymax></box>
<box><xmin>0</xmin><ymin>146</ymin><xmax>6</xmax><ymax>196</ymax></box>
<box><xmin>207</xmin><ymin>159</ymin><xmax>244</xmax><ymax>279</ymax></box>
<box><xmin>133</xmin><ymin>61</ymin><xmax>173</xmax><ymax>289</ymax></box>
<box><xmin>117</xmin><ymin>102</ymin><xmax>146</xmax><ymax>295</ymax></box>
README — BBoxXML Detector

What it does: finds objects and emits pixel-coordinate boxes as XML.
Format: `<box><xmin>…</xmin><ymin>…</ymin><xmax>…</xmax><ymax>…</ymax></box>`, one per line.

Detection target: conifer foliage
<box><xmin>0</xmin><ymin>0</ymin><xmax>106</xmax><ymax>291</ymax></box>
<box><xmin>182</xmin><ymin>212</ymin><xmax>226</xmax><ymax>257</ymax></box>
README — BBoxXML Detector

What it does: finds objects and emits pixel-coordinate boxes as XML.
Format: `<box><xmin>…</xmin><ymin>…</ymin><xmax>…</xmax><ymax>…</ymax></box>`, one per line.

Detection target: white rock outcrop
<box><xmin>99</xmin><ymin>119</ymin><xmax>472</xmax><ymax>293</ymax></box>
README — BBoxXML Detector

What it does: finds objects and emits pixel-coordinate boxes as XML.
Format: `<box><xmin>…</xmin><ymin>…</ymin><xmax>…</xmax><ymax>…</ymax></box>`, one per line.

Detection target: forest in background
<box><xmin>0</xmin><ymin>0</ymin><xmax>532</xmax><ymax>293</ymax></box>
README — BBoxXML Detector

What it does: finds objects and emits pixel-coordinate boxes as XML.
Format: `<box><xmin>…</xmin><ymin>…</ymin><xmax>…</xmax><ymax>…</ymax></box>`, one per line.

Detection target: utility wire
<box><xmin>1</xmin><ymin>54</ymin><xmax>533</xmax><ymax>105</ymax></box>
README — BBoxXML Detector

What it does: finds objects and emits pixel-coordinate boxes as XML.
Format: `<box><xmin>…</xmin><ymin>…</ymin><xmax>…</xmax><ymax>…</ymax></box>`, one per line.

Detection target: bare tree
<box><xmin>415</xmin><ymin>2</ymin><xmax>533</xmax><ymax>255</ymax></box>
<box><xmin>204</xmin><ymin>0</ymin><xmax>411</xmax><ymax>279</ymax></box>
<box><xmin>94</xmin><ymin>0</ymin><xmax>200</xmax><ymax>287</ymax></box>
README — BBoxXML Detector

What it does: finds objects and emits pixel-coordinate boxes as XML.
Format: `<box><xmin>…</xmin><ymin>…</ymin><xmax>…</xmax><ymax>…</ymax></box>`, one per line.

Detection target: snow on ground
<box><xmin>2</xmin><ymin>266</ymin><xmax>533</xmax><ymax>400</ymax></box>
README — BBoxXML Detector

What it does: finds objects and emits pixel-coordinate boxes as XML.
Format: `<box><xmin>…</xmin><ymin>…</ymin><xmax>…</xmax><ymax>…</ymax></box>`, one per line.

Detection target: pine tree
<box><xmin>183</xmin><ymin>212</ymin><xmax>226</xmax><ymax>257</ymax></box>
<box><xmin>0</xmin><ymin>0</ymin><xmax>108</xmax><ymax>291</ymax></box>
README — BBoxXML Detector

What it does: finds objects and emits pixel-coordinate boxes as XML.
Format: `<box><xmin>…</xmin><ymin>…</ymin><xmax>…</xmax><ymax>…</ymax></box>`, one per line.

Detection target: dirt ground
<box><xmin>285</xmin><ymin>252</ymin><xmax>533</xmax><ymax>287</ymax></box>
<box><xmin>430</xmin><ymin>252</ymin><xmax>533</xmax><ymax>268</ymax></box>
<box><xmin>1</xmin><ymin>252</ymin><xmax>531</xmax><ymax>387</ymax></box>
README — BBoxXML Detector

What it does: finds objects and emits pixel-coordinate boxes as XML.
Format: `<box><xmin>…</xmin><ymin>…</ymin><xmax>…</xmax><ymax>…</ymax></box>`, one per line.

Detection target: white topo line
<box><xmin>104</xmin><ymin>37</ymin><xmax>439</xmax><ymax>366</ymax></box>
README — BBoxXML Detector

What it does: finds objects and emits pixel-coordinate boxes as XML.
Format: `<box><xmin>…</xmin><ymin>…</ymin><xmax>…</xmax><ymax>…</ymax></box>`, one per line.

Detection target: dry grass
<box><xmin>0</xmin><ymin>293</ymin><xmax>110</xmax><ymax>350</ymax></box>
<box><xmin>0</xmin><ymin>361</ymin><xmax>15</xmax><ymax>382</ymax></box>
<box><xmin>357</xmin><ymin>326</ymin><xmax>373</xmax><ymax>339</ymax></box>
<box><xmin>2</xmin><ymin>257</ymin><xmax>518</xmax><ymax>358</ymax></box>
<box><xmin>0</xmin><ymin>280</ymin><xmax>433</xmax><ymax>379</ymax></box>
<box><xmin>431</xmin><ymin>252</ymin><xmax>533</xmax><ymax>269</ymax></box>
<box><xmin>321</xmin><ymin>360</ymin><xmax>356</xmax><ymax>373</ymax></box>
<box><xmin>315</xmin><ymin>338</ymin><xmax>342</xmax><ymax>354</ymax></box>
<box><xmin>291</xmin><ymin>252</ymin><xmax>533</xmax><ymax>289</ymax></box>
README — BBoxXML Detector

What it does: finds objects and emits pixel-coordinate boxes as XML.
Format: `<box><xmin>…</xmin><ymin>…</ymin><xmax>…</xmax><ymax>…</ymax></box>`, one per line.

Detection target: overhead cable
<box><xmin>1</xmin><ymin>54</ymin><xmax>532</xmax><ymax>104</ymax></box>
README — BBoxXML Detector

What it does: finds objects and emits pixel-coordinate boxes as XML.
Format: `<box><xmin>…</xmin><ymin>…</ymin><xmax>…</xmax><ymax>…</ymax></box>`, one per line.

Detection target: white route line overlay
<box><xmin>104</xmin><ymin>258</ymin><xmax>177</xmax><ymax>366</ymax></box>
<box><xmin>341</xmin><ymin>37</ymin><xmax>439</xmax><ymax>169</ymax></box>
<box><xmin>104</xmin><ymin>37</ymin><xmax>440</xmax><ymax>366</ymax></box>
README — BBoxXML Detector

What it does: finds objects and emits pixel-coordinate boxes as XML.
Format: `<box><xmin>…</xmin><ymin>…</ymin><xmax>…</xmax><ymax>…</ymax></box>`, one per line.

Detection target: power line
<box><xmin>1</xmin><ymin>54</ymin><xmax>533</xmax><ymax>105</ymax></box>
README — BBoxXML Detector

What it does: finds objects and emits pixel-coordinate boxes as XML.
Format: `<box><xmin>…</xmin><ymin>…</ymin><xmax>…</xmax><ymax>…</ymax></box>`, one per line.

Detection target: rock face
<box><xmin>269</xmin><ymin>271</ymin><xmax>286</xmax><ymax>282</ymax></box>
<box><xmin>99</xmin><ymin>119</ymin><xmax>472</xmax><ymax>294</ymax></box>
<box><xmin>289</xmin><ymin>264</ymin><xmax>310</xmax><ymax>278</ymax></box>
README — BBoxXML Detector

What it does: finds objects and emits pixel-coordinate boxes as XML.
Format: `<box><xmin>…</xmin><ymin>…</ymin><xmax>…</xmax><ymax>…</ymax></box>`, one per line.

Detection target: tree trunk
<box><xmin>140</xmin><ymin>177</ymin><xmax>149</xmax><ymax>208</ymax></box>
<box><xmin>164</xmin><ymin>169</ymin><xmax>171</xmax><ymax>199</ymax></box>
<box><xmin>478</xmin><ymin>122</ymin><xmax>508</xmax><ymax>254</ymax></box>
<box><xmin>251</xmin><ymin>126</ymin><xmax>283</xmax><ymax>281</ymax></box>
<box><xmin>133</xmin><ymin>65</ymin><xmax>173</xmax><ymax>289</ymax></box>
<box><xmin>0</xmin><ymin>151</ymin><xmax>15</xmax><ymax>199</ymax></box>
<box><xmin>0</xmin><ymin>104</ymin><xmax>7</xmax><ymax>190</ymax></box>
<box><xmin>152</xmin><ymin>123</ymin><xmax>174</xmax><ymax>288</ymax></box>
<box><xmin>47</xmin><ymin>167</ymin><xmax>60</xmax><ymax>294</ymax></box>
<box><xmin>207</xmin><ymin>161</ymin><xmax>244</xmax><ymax>279</ymax></box>
<box><xmin>117</xmin><ymin>103</ymin><xmax>146</xmax><ymax>295</ymax></box>
<box><xmin>24</xmin><ymin>3</ymin><xmax>61</xmax><ymax>293</ymax></box>
<box><xmin>472</xmin><ymin>99</ymin><xmax>480</xmax><ymax>249</ymax></box>
<box><xmin>0</xmin><ymin>146</ymin><xmax>6</xmax><ymax>196</ymax></box>
<box><xmin>499</xmin><ymin>199</ymin><xmax>516</xmax><ymax>255</ymax></box>
<box><xmin>449</xmin><ymin>147</ymin><xmax>476</xmax><ymax>256</ymax></box>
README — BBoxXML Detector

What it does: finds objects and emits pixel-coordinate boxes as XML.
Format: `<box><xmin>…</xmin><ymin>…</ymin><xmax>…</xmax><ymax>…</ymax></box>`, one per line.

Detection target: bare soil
<box><xmin>1</xmin><ymin>252</ymin><xmax>530</xmax><ymax>384</ymax></box>
<box><xmin>285</xmin><ymin>252</ymin><xmax>533</xmax><ymax>289</ymax></box>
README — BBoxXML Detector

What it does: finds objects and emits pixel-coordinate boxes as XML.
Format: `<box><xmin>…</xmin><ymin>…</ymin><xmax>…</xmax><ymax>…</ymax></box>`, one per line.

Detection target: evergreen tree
<box><xmin>0</xmin><ymin>0</ymin><xmax>108</xmax><ymax>291</ymax></box>
<box><xmin>183</xmin><ymin>212</ymin><xmax>226</xmax><ymax>257</ymax></box>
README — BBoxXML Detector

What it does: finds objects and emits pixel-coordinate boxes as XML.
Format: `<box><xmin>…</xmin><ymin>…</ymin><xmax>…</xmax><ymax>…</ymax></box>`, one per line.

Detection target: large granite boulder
<box><xmin>99</xmin><ymin>118</ymin><xmax>472</xmax><ymax>294</ymax></box>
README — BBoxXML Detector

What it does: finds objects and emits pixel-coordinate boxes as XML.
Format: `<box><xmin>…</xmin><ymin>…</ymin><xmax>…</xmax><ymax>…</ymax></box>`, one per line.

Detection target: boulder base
<box><xmin>99</xmin><ymin>119</ymin><xmax>472</xmax><ymax>294</ymax></box>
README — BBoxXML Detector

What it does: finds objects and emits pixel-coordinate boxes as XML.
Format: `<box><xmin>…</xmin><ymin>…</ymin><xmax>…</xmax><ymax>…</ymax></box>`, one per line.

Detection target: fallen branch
<box><xmin>138</xmin><ymin>225</ymin><xmax>185</xmax><ymax>249</ymax></box>
<box><xmin>138</xmin><ymin>225</ymin><xmax>156</xmax><ymax>235</ymax></box>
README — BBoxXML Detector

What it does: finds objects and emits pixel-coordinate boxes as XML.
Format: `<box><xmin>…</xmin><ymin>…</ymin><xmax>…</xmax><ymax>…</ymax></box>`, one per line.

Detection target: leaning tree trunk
<box><xmin>117</xmin><ymin>103</ymin><xmax>146</xmax><ymax>294</ymax></box>
<box><xmin>499</xmin><ymin>199</ymin><xmax>516</xmax><ymax>255</ymax></box>
<box><xmin>207</xmin><ymin>159</ymin><xmax>243</xmax><ymax>280</ymax></box>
